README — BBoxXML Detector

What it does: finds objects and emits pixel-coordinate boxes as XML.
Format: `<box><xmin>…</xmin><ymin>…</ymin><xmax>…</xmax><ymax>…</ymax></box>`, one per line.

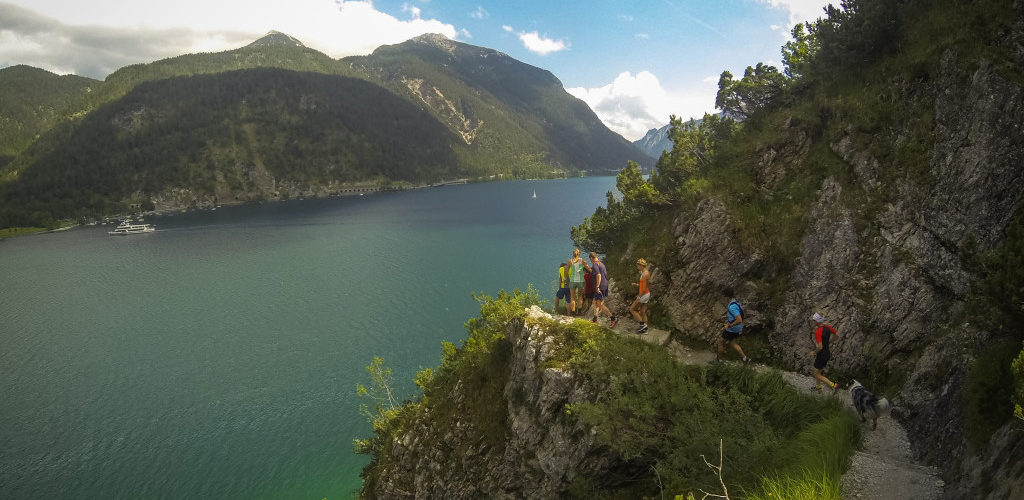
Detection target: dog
<box><xmin>849</xmin><ymin>380</ymin><xmax>891</xmax><ymax>430</ymax></box>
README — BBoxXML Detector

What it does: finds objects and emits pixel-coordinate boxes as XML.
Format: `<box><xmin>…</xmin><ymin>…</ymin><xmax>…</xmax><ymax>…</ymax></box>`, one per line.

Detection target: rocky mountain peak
<box><xmin>247</xmin><ymin>31</ymin><xmax>306</xmax><ymax>48</ymax></box>
<box><xmin>410</xmin><ymin>33</ymin><xmax>457</xmax><ymax>53</ymax></box>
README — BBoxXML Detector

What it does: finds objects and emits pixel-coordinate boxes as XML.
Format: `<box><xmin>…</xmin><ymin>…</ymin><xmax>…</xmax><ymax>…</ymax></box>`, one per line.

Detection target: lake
<box><xmin>0</xmin><ymin>176</ymin><xmax>617</xmax><ymax>499</ymax></box>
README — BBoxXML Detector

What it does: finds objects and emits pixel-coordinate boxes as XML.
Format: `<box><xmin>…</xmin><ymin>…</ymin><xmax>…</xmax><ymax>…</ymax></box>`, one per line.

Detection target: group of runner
<box><xmin>554</xmin><ymin>250</ymin><xmax>650</xmax><ymax>334</ymax></box>
<box><xmin>556</xmin><ymin>253</ymin><xmax>841</xmax><ymax>388</ymax></box>
<box><xmin>712</xmin><ymin>292</ymin><xmax>841</xmax><ymax>392</ymax></box>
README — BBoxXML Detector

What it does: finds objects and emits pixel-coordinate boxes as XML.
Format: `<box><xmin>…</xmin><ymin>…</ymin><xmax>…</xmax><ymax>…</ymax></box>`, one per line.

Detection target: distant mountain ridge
<box><xmin>633</xmin><ymin>124</ymin><xmax>672</xmax><ymax>159</ymax></box>
<box><xmin>0</xmin><ymin>32</ymin><xmax>650</xmax><ymax>227</ymax></box>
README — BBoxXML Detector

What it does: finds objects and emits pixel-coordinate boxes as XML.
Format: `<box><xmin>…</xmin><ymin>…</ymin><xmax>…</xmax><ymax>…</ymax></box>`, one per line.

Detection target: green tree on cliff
<box><xmin>715</xmin><ymin>63</ymin><xmax>788</xmax><ymax>121</ymax></box>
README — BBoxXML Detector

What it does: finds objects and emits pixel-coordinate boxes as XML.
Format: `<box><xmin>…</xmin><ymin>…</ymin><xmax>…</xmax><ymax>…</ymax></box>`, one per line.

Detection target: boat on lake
<box><xmin>108</xmin><ymin>219</ymin><xmax>155</xmax><ymax>235</ymax></box>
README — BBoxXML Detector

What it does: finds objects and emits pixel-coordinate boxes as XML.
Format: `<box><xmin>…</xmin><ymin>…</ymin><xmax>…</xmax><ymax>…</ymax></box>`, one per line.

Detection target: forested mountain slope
<box><xmin>0</xmin><ymin>69</ymin><xmax>459</xmax><ymax>225</ymax></box>
<box><xmin>0</xmin><ymin>65</ymin><xmax>98</xmax><ymax>163</ymax></box>
<box><xmin>347</xmin><ymin>34</ymin><xmax>644</xmax><ymax>176</ymax></box>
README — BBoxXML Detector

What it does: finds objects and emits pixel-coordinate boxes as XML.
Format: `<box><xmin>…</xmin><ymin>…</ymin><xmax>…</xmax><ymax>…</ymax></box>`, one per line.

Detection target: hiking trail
<box><xmin>553</xmin><ymin>311</ymin><xmax>946</xmax><ymax>500</ymax></box>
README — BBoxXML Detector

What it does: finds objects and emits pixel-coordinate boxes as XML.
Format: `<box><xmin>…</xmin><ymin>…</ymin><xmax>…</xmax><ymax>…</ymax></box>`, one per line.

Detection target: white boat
<box><xmin>108</xmin><ymin>219</ymin><xmax>155</xmax><ymax>235</ymax></box>
<box><xmin>532</xmin><ymin>190</ymin><xmax>537</xmax><ymax>199</ymax></box>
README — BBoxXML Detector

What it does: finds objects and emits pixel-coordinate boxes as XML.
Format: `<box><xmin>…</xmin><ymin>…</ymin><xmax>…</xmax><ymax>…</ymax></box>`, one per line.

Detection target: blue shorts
<box><xmin>594</xmin><ymin>289</ymin><xmax>607</xmax><ymax>301</ymax></box>
<box><xmin>556</xmin><ymin>287</ymin><xmax>569</xmax><ymax>300</ymax></box>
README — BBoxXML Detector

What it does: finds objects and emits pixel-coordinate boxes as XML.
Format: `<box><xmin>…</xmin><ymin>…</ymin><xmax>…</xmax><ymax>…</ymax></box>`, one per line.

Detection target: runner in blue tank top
<box><xmin>712</xmin><ymin>288</ymin><xmax>750</xmax><ymax>364</ymax></box>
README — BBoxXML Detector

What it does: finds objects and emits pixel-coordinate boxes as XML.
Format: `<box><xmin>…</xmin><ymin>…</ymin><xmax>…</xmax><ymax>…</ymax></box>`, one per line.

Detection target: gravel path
<box><xmin>594</xmin><ymin>314</ymin><xmax>945</xmax><ymax>500</ymax></box>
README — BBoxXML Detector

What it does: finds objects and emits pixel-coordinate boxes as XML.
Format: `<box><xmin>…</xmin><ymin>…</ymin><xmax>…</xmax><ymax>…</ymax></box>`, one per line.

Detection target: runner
<box><xmin>629</xmin><ymin>258</ymin><xmax>651</xmax><ymax>334</ymax></box>
<box><xmin>567</xmin><ymin>248</ymin><xmax>589</xmax><ymax>316</ymax></box>
<box><xmin>712</xmin><ymin>289</ymin><xmax>750</xmax><ymax>364</ymax></box>
<box><xmin>810</xmin><ymin>312</ymin><xmax>841</xmax><ymax>393</ymax></box>
<box><xmin>589</xmin><ymin>252</ymin><xmax>617</xmax><ymax>326</ymax></box>
<box><xmin>554</xmin><ymin>262</ymin><xmax>570</xmax><ymax>314</ymax></box>
<box><xmin>583</xmin><ymin>267</ymin><xmax>595</xmax><ymax>317</ymax></box>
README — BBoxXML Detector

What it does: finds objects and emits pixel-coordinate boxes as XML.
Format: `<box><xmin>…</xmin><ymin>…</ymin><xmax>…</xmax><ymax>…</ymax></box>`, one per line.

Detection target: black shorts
<box><xmin>720</xmin><ymin>329</ymin><xmax>740</xmax><ymax>342</ymax></box>
<box><xmin>813</xmin><ymin>351</ymin><xmax>831</xmax><ymax>370</ymax></box>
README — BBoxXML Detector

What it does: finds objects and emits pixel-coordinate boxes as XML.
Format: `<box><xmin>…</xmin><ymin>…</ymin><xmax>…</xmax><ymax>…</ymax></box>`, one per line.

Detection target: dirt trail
<box><xmin>554</xmin><ymin>311</ymin><xmax>945</xmax><ymax>500</ymax></box>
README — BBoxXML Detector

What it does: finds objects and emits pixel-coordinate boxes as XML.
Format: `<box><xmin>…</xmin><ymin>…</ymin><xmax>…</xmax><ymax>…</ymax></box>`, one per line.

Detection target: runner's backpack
<box><xmin>729</xmin><ymin>299</ymin><xmax>744</xmax><ymax>321</ymax></box>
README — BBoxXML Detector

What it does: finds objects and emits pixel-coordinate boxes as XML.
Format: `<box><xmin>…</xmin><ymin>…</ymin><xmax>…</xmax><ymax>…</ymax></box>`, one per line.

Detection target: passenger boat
<box><xmin>108</xmin><ymin>219</ymin><xmax>155</xmax><ymax>235</ymax></box>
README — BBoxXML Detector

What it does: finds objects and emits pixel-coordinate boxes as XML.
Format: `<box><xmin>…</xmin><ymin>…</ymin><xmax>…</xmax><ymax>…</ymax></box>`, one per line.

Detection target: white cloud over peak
<box><xmin>402</xmin><ymin>3</ymin><xmax>422</xmax><ymax>20</ymax></box>
<box><xmin>518</xmin><ymin>31</ymin><xmax>568</xmax><ymax>55</ymax></box>
<box><xmin>567</xmin><ymin>71</ymin><xmax>718</xmax><ymax>141</ymax></box>
<box><xmin>502</xmin><ymin>25</ymin><xmax>568</xmax><ymax>56</ymax></box>
<box><xmin>469</xmin><ymin>6</ymin><xmax>488</xmax><ymax>19</ymax></box>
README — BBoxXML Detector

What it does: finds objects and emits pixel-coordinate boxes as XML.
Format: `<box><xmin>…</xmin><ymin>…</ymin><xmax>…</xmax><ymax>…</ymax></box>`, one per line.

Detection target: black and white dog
<box><xmin>849</xmin><ymin>380</ymin><xmax>890</xmax><ymax>430</ymax></box>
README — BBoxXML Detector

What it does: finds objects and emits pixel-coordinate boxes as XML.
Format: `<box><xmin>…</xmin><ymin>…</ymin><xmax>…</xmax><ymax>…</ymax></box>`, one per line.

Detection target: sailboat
<box><xmin>532</xmin><ymin>190</ymin><xmax>537</xmax><ymax>199</ymax></box>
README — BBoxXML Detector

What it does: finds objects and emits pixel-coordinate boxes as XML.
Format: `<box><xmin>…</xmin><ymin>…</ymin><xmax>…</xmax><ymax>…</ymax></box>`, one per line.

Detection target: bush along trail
<box><xmin>577</xmin><ymin>308</ymin><xmax>945</xmax><ymax>500</ymax></box>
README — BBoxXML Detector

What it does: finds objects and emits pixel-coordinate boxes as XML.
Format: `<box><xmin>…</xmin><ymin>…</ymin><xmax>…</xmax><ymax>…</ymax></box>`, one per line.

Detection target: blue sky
<box><xmin>0</xmin><ymin>0</ymin><xmax>831</xmax><ymax>140</ymax></box>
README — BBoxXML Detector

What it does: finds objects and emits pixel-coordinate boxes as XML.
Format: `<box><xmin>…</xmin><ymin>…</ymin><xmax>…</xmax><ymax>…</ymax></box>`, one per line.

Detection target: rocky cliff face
<box><xmin>620</xmin><ymin>45</ymin><xmax>1024</xmax><ymax>498</ymax></box>
<box><xmin>368</xmin><ymin>308</ymin><xmax>625</xmax><ymax>499</ymax></box>
<box><xmin>633</xmin><ymin>124</ymin><xmax>672</xmax><ymax>159</ymax></box>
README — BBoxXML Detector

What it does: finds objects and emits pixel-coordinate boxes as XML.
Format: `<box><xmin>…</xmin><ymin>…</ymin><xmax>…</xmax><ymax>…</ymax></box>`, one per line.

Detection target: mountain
<box><xmin>0</xmin><ymin>68</ymin><xmax>460</xmax><ymax>225</ymax></box>
<box><xmin>75</xmin><ymin>32</ymin><xmax>356</xmax><ymax>116</ymax></box>
<box><xmin>0</xmin><ymin>33</ymin><xmax>352</xmax><ymax>164</ymax></box>
<box><xmin>347</xmin><ymin>34</ymin><xmax>646</xmax><ymax>176</ymax></box>
<box><xmin>633</xmin><ymin>124</ymin><xmax>672</xmax><ymax>159</ymax></box>
<box><xmin>0</xmin><ymin>65</ymin><xmax>98</xmax><ymax>163</ymax></box>
<box><xmin>0</xmin><ymin>33</ymin><xmax>650</xmax><ymax>227</ymax></box>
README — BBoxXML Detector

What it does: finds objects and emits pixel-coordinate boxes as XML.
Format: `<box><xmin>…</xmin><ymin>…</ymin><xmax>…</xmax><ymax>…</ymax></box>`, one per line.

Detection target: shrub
<box><xmin>963</xmin><ymin>338</ymin><xmax>1020</xmax><ymax>449</ymax></box>
<box><xmin>564</xmin><ymin>329</ymin><xmax>859</xmax><ymax>497</ymax></box>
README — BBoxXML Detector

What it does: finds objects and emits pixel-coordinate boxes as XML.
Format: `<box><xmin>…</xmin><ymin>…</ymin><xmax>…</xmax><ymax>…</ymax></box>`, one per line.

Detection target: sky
<box><xmin>0</xmin><ymin>0</ymin><xmax>834</xmax><ymax>141</ymax></box>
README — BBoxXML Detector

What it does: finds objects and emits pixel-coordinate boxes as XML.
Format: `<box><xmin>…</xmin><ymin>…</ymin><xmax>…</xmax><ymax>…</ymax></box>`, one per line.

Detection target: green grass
<box><xmin>744</xmin><ymin>468</ymin><xmax>840</xmax><ymax>500</ymax></box>
<box><xmin>0</xmin><ymin>226</ymin><xmax>49</xmax><ymax>238</ymax></box>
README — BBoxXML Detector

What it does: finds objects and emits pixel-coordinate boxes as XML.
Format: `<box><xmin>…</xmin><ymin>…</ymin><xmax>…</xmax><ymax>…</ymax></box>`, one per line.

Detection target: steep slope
<box><xmin>346</xmin><ymin>34</ymin><xmax>649</xmax><ymax>175</ymax></box>
<box><xmin>633</xmin><ymin>123</ymin><xmax>672</xmax><ymax>159</ymax></box>
<box><xmin>360</xmin><ymin>300</ymin><xmax>860</xmax><ymax>499</ymax></box>
<box><xmin>570</xmin><ymin>0</ymin><xmax>1024</xmax><ymax>497</ymax></box>
<box><xmin>0</xmin><ymin>65</ymin><xmax>98</xmax><ymax>163</ymax></box>
<box><xmin>0</xmin><ymin>68</ymin><xmax>459</xmax><ymax>223</ymax></box>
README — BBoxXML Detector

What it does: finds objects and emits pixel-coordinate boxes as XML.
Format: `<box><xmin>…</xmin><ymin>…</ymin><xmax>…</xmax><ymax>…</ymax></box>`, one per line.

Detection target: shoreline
<box><xmin>2</xmin><ymin>173</ymin><xmax>599</xmax><ymax>239</ymax></box>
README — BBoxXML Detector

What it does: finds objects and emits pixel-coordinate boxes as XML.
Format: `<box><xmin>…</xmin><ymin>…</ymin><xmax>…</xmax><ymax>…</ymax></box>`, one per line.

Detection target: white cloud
<box><xmin>635</xmin><ymin>33</ymin><xmax>649</xmax><ymax>40</ymax></box>
<box><xmin>460</xmin><ymin>28</ymin><xmax>472</xmax><ymax>39</ymax></box>
<box><xmin>469</xmin><ymin>6</ymin><xmax>488</xmax><ymax>20</ymax></box>
<box><xmin>567</xmin><ymin>71</ymin><xmax>718</xmax><ymax>141</ymax></box>
<box><xmin>501</xmin><ymin>25</ymin><xmax>568</xmax><ymax>56</ymax></box>
<box><xmin>518</xmin><ymin>31</ymin><xmax>568</xmax><ymax>55</ymax></box>
<box><xmin>755</xmin><ymin>0</ymin><xmax>834</xmax><ymax>27</ymax></box>
<box><xmin>0</xmin><ymin>0</ymin><xmax>460</xmax><ymax>78</ymax></box>
<box><xmin>402</xmin><ymin>4</ymin><xmax>422</xmax><ymax>20</ymax></box>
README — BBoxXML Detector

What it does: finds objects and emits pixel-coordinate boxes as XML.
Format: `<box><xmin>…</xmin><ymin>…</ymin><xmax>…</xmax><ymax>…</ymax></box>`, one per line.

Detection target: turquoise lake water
<box><xmin>0</xmin><ymin>176</ymin><xmax>617</xmax><ymax>499</ymax></box>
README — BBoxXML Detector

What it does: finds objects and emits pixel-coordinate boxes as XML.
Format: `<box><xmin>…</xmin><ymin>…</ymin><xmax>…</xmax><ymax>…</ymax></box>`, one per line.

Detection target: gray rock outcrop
<box><xmin>609</xmin><ymin>43</ymin><xmax>1024</xmax><ymax>498</ymax></box>
<box><xmin>367</xmin><ymin>308</ymin><xmax>624</xmax><ymax>499</ymax></box>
